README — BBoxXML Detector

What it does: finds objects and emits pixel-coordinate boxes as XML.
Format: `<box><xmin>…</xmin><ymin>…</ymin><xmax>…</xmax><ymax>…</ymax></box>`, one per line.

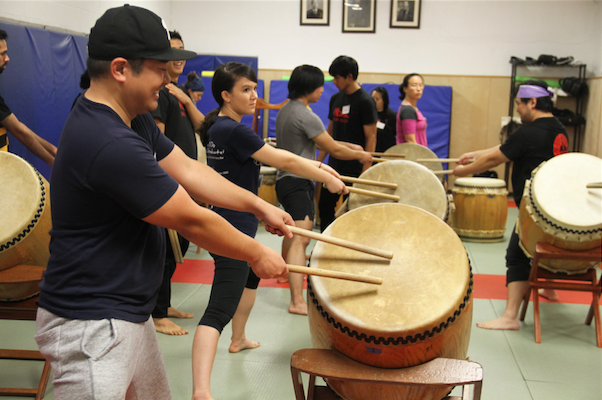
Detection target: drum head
<box><xmin>0</xmin><ymin>153</ymin><xmax>44</xmax><ymax>246</ymax></box>
<box><xmin>531</xmin><ymin>153</ymin><xmax>602</xmax><ymax>231</ymax></box>
<box><xmin>454</xmin><ymin>177</ymin><xmax>506</xmax><ymax>189</ymax></box>
<box><xmin>384</xmin><ymin>143</ymin><xmax>443</xmax><ymax>173</ymax></box>
<box><xmin>310</xmin><ymin>203</ymin><xmax>470</xmax><ymax>338</ymax></box>
<box><xmin>349</xmin><ymin>160</ymin><xmax>447</xmax><ymax>220</ymax></box>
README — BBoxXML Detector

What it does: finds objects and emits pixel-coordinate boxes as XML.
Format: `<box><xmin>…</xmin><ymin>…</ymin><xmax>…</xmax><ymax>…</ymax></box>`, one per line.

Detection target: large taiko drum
<box><xmin>258</xmin><ymin>166</ymin><xmax>278</xmax><ymax>207</ymax></box>
<box><xmin>451</xmin><ymin>177</ymin><xmax>509</xmax><ymax>242</ymax></box>
<box><xmin>348</xmin><ymin>160</ymin><xmax>449</xmax><ymax>221</ymax></box>
<box><xmin>518</xmin><ymin>153</ymin><xmax>602</xmax><ymax>274</ymax></box>
<box><xmin>384</xmin><ymin>143</ymin><xmax>444</xmax><ymax>180</ymax></box>
<box><xmin>0</xmin><ymin>152</ymin><xmax>51</xmax><ymax>301</ymax></box>
<box><xmin>308</xmin><ymin>203</ymin><xmax>473</xmax><ymax>400</ymax></box>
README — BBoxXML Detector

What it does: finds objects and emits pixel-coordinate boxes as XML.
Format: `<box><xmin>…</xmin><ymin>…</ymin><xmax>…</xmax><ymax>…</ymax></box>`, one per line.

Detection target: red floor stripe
<box><xmin>173</xmin><ymin>260</ymin><xmax>597</xmax><ymax>305</ymax></box>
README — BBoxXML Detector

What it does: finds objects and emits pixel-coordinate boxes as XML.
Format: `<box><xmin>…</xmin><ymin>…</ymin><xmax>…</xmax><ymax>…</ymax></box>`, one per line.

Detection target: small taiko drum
<box><xmin>308</xmin><ymin>203</ymin><xmax>473</xmax><ymax>400</ymax></box>
<box><xmin>518</xmin><ymin>153</ymin><xmax>602</xmax><ymax>274</ymax></box>
<box><xmin>348</xmin><ymin>160</ymin><xmax>449</xmax><ymax>221</ymax></box>
<box><xmin>258</xmin><ymin>166</ymin><xmax>278</xmax><ymax>207</ymax></box>
<box><xmin>451</xmin><ymin>177</ymin><xmax>508</xmax><ymax>242</ymax></box>
<box><xmin>0</xmin><ymin>152</ymin><xmax>52</xmax><ymax>301</ymax></box>
<box><xmin>384</xmin><ymin>143</ymin><xmax>444</xmax><ymax>179</ymax></box>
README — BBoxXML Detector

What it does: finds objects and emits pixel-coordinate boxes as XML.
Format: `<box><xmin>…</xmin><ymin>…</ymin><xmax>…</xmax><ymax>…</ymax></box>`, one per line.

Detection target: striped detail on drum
<box><xmin>0</xmin><ymin>170</ymin><xmax>47</xmax><ymax>252</ymax></box>
<box><xmin>307</xmin><ymin>261</ymin><xmax>474</xmax><ymax>346</ymax></box>
<box><xmin>528</xmin><ymin>180</ymin><xmax>602</xmax><ymax>235</ymax></box>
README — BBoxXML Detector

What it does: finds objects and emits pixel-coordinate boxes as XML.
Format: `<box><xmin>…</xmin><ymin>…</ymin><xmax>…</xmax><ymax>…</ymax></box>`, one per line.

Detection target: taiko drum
<box><xmin>308</xmin><ymin>203</ymin><xmax>473</xmax><ymax>400</ymax></box>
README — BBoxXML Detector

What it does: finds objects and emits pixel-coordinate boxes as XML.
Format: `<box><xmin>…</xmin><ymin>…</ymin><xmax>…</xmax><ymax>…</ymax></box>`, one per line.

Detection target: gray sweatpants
<box><xmin>35</xmin><ymin>307</ymin><xmax>171</xmax><ymax>400</ymax></box>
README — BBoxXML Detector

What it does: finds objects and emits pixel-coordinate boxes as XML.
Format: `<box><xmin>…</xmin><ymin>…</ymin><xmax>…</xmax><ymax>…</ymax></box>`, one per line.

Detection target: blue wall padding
<box><xmin>0</xmin><ymin>21</ymin><xmax>87</xmax><ymax>179</ymax></box>
<box><xmin>180</xmin><ymin>55</ymin><xmax>258</xmax><ymax>80</ymax></box>
<box><xmin>268</xmin><ymin>81</ymin><xmax>452</xmax><ymax>162</ymax></box>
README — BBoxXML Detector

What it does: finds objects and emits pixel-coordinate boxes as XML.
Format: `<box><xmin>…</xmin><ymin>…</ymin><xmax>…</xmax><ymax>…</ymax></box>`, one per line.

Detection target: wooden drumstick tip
<box><xmin>586</xmin><ymin>182</ymin><xmax>602</xmax><ymax>189</ymax></box>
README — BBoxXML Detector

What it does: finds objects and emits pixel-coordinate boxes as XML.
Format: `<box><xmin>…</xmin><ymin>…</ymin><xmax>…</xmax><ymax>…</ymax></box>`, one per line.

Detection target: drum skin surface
<box><xmin>384</xmin><ymin>143</ymin><xmax>443</xmax><ymax>173</ymax></box>
<box><xmin>258</xmin><ymin>166</ymin><xmax>278</xmax><ymax>207</ymax></box>
<box><xmin>452</xmin><ymin>177</ymin><xmax>508</xmax><ymax>242</ymax></box>
<box><xmin>348</xmin><ymin>160</ymin><xmax>448</xmax><ymax>221</ymax></box>
<box><xmin>0</xmin><ymin>152</ymin><xmax>51</xmax><ymax>301</ymax></box>
<box><xmin>0</xmin><ymin>152</ymin><xmax>51</xmax><ymax>271</ymax></box>
<box><xmin>518</xmin><ymin>153</ymin><xmax>602</xmax><ymax>273</ymax></box>
<box><xmin>308</xmin><ymin>203</ymin><xmax>473</xmax><ymax>400</ymax></box>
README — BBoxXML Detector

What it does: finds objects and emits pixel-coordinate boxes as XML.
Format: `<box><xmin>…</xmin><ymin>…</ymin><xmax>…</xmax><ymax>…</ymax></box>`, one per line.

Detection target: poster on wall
<box><xmin>390</xmin><ymin>0</ymin><xmax>421</xmax><ymax>29</ymax></box>
<box><xmin>300</xmin><ymin>0</ymin><xmax>330</xmax><ymax>26</ymax></box>
<box><xmin>343</xmin><ymin>0</ymin><xmax>376</xmax><ymax>33</ymax></box>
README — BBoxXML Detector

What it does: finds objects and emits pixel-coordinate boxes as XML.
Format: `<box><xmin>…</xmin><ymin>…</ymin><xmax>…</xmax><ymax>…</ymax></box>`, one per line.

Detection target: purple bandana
<box><xmin>517</xmin><ymin>85</ymin><xmax>553</xmax><ymax>99</ymax></box>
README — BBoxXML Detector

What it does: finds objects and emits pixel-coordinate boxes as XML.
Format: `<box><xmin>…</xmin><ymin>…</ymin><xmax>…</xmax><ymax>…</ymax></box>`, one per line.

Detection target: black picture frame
<box><xmin>342</xmin><ymin>0</ymin><xmax>376</xmax><ymax>33</ymax></box>
<box><xmin>301</xmin><ymin>0</ymin><xmax>330</xmax><ymax>26</ymax></box>
<box><xmin>390</xmin><ymin>0</ymin><xmax>421</xmax><ymax>29</ymax></box>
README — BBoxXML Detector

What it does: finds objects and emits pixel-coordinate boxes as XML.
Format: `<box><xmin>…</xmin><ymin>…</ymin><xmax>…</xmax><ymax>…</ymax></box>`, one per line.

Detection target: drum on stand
<box><xmin>348</xmin><ymin>160</ymin><xmax>449</xmax><ymax>221</ymax></box>
<box><xmin>384</xmin><ymin>143</ymin><xmax>444</xmax><ymax>181</ymax></box>
<box><xmin>518</xmin><ymin>153</ymin><xmax>602</xmax><ymax>274</ymax></box>
<box><xmin>0</xmin><ymin>152</ymin><xmax>51</xmax><ymax>301</ymax></box>
<box><xmin>308</xmin><ymin>203</ymin><xmax>473</xmax><ymax>400</ymax></box>
<box><xmin>258</xmin><ymin>166</ymin><xmax>278</xmax><ymax>207</ymax></box>
<box><xmin>451</xmin><ymin>177</ymin><xmax>508</xmax><ymax>242</ymax></box>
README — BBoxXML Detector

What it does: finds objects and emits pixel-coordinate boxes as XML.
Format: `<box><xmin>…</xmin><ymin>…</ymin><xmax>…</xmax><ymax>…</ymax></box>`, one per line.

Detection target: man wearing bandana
<box><xmin>453</xmin><ymin>79</ymin><xmax>568</xmax><ymax>331</ymax></box>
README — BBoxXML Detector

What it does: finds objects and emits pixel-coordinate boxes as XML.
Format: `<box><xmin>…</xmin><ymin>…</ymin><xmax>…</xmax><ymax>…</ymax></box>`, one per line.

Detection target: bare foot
<box><xmin>476</xmin><ymin>316</ymin><xmax>520</xmax><ymax>330</ymax></box>
<box><xmin>153</xmin><ymin>318</ymin><xmax>189</xmax><ymax>335</ymax></box>
<box><xmin>277</xmin><ymin>277</ymin><xmax>289</xmax><ymax>284</ymax></box>
<box><xmin>288</xmin><ymin>301</ymin><xmax>308</xmax><ymax>316</ymax></box>
<box><xmin>538</xmin><ymin>288</ymin><xmax>559</xmax><ymax>301</ymax></box>
<box><xmin>229</xmin><ymin>338</ymin><xmax>260</xmax><ymax>353</ymax></box>
<box><xmin>168</xmin><ymin>306</ymin><xmax>193</xmax><ymax>319</ymax></box>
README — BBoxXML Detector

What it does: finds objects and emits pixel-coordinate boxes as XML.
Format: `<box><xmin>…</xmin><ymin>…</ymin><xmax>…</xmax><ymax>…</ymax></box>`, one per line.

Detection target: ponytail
<box><xmin>199</xmin><ymin>108</ymin><xmax>220</xmax><ymax>146</ymax></box>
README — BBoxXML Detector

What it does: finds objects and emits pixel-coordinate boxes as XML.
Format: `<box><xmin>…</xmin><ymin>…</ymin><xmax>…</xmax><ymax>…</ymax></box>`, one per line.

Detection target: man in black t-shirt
<box><xmin>150</xmin><ymin>30</ymin><xmax>204</xmax><ymax>336</ymax></box>
<box><xmin>0</xmin><ymin>29</ymin><xmax>56</xmax><ymax>165</ymax></box>
<box><xmin>453</xmin><ymin>80</ymin><xmax>568</xmax><ymax>331</ymax></box>
<box><xmin>317</xmin><ymin>55</ymin><xmax>377</xmax><ymax>231</ymax></box>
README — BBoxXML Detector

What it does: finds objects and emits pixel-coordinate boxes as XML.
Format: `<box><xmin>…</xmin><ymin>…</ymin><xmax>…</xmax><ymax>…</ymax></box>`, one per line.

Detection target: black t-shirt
<box><xmin>150</xmin><ymin>83</ymin><xmax>197</xmax><ymax>159</ymax></box>
<box><xmin>0</xmin><ymin>93</ymin><xmax>11</xmax><ymax>123</ymax></box>
<box><xmin>206</xmin><ymin>116</ymin><xmax>265</xmax><ymax>237</ymax></box>
<box><xmin>328</xmin><ymin>87</ymin><xmax>378</xmax><ymax>176</ymax></box>
<box><xmin>38</xmin><ymin>94</ymin><xmax>178</xmax><ymax>323</ymax></box>
<box><xmin>376</xmin><ymin>108</ymin><xmax>397</xmax><ymax>153</ymax></box>
<box><xmin>499</xmin><ymin>117</ymin><xmax>568</xmax><ymax>206</ymax></box>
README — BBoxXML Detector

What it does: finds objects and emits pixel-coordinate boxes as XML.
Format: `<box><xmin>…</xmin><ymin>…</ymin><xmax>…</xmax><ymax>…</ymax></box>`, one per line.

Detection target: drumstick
<box><xmin>168</xmin><ymin>229</ymin><xmax>184</xmax><ymax>264</ymax></box>
<box><xmin>586</xmin><ymin>182</ymin><xmax>602</xmax><ymax>189</ymax></box>
<box><xmin>417</xmin><ymin>158</ymin><xmax>475</xmax><ymax>163</ymax></box>
<box><xmin>347</xmin><ymin>187</ymin><xmax>400</xmax><ymax>201</ymax></box>
<box><xmin>341</xmin><ymin>176</ymin><xmax>398</xmax><ymax>189</ymax></box>
<box><xmin>288</xmin><ymin>226</ymin><xmax>393</xmax><ymax>260</ymax></box>
<box><xmin>432</xmin><ymin>170</ymin><xmax>454</xmax><ymax>175</ymax></box>
<box><xmin>287</xmin><ymin>264</ymin><xmax>383</xmax><ymax>285</ymax></box>
<box><xmin>371</xmin><ymin>157</ymin><xmax>390</xmax><ymax>163</ymax></box>
<box><xmin>369</xmin><ymin>152</ymin><xmax>405</xmax><ymax>158</ymax></box>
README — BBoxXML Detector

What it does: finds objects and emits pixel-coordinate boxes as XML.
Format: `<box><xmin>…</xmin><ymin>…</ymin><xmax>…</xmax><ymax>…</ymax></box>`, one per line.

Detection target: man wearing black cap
<box><xmin>0</xmin><ymin>29</ymin><xmax>56</xmax><ymax>165</ymax></box>
<box><xmin>34</xmin><ymin>5</ymin><xmax>291</xmax><ymax>398</ymax></box>
<box><xmin>150</xmin><ymin>30</ymin><xmax>202</xmax><ymax>337</ymax></box>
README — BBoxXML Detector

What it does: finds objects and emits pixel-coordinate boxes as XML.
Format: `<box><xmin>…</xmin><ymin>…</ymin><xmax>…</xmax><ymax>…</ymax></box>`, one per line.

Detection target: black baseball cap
<box><xmin>88</xmin><ymin>4</ymin><xmax>196</xmax><ymax>61</ymax></box>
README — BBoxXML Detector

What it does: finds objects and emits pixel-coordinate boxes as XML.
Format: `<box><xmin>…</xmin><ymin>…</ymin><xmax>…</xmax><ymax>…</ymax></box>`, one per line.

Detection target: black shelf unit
<box><xmin>507</xmin><ymin>60</ymin><xmax>587</xmax><ymax>151</ymax></box>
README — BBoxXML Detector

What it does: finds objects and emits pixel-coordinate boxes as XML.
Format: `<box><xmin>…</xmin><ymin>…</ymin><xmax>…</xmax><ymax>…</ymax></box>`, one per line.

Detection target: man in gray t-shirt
<box><xmin>275</xmin><ymin>65</ymin><xmax>371</xmax><ymax>315</ymax></box>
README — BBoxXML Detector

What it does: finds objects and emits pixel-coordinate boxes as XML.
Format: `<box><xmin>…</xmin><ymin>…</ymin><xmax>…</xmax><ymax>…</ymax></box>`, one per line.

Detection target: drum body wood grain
<box><xmin>308</xmin><ymin>203</ymin><xmax>473</xmax><ymax>400</ymax></box>
<box><xmin>348</xmin><ymin>160</ymin><xmax>448</xmax><ymax>221</ymax></box>
<box><xmin>518</xmin><ymin>153</ymin><xmax>602</xmax><ymax>274</ymax></box>
<box><xmin>451</xmin><ymin>177</ymin><xmax>508</xmax><ymax>242</ymax></box>
<box><xmin>258</xmin><ymin>166</ymin><xmax>278</xmax><ymax>207</ymax></box>
<box><xmin>0</xmin><ymin>152</ymin><xmax>51</xmax><ymax>301</ymax></box>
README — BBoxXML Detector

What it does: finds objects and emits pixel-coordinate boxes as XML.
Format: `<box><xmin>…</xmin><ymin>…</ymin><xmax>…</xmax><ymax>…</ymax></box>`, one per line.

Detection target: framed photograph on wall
<box><xmin>343</xmin><ymin>0</ymin><xmax>376</xmax><ymax>33</ymax></box>
<box><xmin>390</xmin><ymin>0</ymin><xmax>421</xmax><ymax>29</ymax></box>
<box><xmin>301</xmin><ymin>0</ymin><xmax>330</xmax><ymax>26</ymax></box>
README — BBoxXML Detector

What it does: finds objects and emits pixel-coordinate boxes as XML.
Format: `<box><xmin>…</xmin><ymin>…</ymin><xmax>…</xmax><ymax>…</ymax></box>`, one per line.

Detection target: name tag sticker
<box><xmin>376</xmin><ymin>121</ymin><xmax>385</xmax><ymax>129</ymax></box>
<box><xmin>342</xmin><ymin>105</ymin><xmax>350</xmax><ymax>115</ymax></box>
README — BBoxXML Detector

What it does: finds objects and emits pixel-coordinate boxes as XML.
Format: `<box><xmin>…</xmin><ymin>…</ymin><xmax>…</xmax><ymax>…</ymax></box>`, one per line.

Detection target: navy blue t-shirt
<box><xmin>206</xmin><ymin>116</ymin><xmax>265</xmax><ymax>237</ymax></box>
<box><xmin>38</xmin><ymin>94</ymin><xmax>179</xmax><ymax>323</ymax></box>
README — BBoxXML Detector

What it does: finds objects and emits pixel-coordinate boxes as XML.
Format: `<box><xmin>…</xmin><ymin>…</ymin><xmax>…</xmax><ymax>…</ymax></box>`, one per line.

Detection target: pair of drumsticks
<box><xmin>370</xmin><ymin>153</ymin><xmax>475</xmax><ymax>175</ymax></box>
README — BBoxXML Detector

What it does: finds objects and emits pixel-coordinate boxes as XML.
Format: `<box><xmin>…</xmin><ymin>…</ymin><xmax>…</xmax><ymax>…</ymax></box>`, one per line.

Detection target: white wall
<box><xmin>2</xmin><ymin>0</ymin><xmax>601</xmax><ymax>76</ymax></box>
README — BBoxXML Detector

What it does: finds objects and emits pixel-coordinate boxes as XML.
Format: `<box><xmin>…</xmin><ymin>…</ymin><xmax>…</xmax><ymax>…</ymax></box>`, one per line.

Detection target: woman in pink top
<box><xmin>396</xmin><ymin>73</ymin><xmax>427</xmax><ymax>146</ymax></box>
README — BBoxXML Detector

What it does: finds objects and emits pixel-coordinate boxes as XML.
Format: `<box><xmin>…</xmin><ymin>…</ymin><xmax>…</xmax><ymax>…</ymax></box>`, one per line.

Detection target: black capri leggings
<box><xmin>505</xmin><ymin>224</ymin><xmax>532</xmax><ymax>285</ymax></box>
<box><xmin>198</xmin><ymin>254</ymin><xmax>261</xmax><ymax>333</ymax></box>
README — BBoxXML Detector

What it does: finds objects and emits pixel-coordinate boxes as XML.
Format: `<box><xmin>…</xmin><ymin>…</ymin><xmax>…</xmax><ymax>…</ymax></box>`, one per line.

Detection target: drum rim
<box><xmin>307</xmin><ymin>263</ymin><xmax>473</xmax><ymax>346</ymax></box>
<box><xmin>0</xmin><ymin>166</ymin><xmax>48</xmax><ymax>252</ymax></box>
<box><xmin>453</xmin><ymin>177</ymin><xmax>507</xmax><ymax>189</ymax></box>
